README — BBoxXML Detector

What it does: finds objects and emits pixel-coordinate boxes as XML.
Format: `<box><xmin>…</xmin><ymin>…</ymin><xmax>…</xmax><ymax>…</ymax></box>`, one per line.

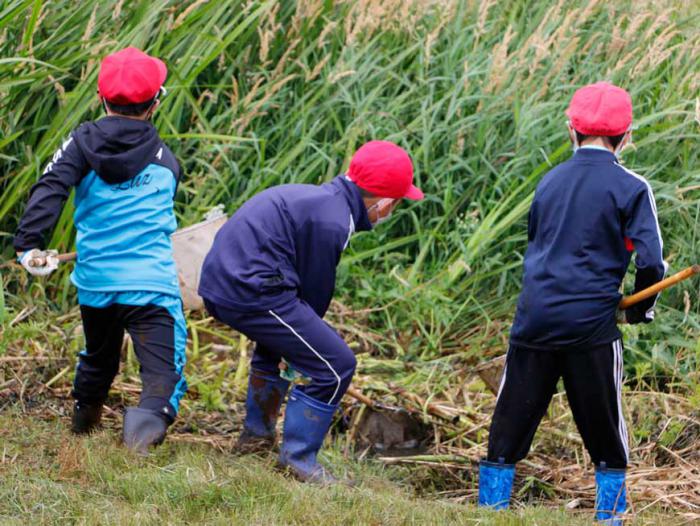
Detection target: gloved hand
<box><xmin>18</xmin><ymin>249</ymin><xmax>60</xmax><ymax>277</ymax></box>
<box><xmin>624</xmin><ymin>305</ymin><xmax>654</xmax><ymax>325</ymax></box>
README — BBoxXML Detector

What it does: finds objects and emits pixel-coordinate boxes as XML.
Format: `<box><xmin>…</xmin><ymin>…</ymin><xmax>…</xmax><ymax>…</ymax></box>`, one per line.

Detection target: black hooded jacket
<box><xmin>13</xmin><ymin>116</ymin><xmax>180</xmax><ymax>251</ymax></box>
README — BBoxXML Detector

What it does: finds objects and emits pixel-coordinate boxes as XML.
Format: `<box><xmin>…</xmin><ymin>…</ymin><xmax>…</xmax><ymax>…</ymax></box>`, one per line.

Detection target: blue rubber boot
<box><xmin>278</xmin><ymin>387</ymin><xmax>341</xmax><ymax>485</ymax></box>
<box><xmin>478</xmin><ymin>459</ymin><xmax>515</xmax><ymax>509</ymax></box>
<box><xmin>236</xmin><ymin>369</ymin><xmax>290</xmax><ymax>454</ymax></box>
<box><xmin>595</xmin><ymin>465</ymin><xmax>626</xmax><ymax>524</ymax></box>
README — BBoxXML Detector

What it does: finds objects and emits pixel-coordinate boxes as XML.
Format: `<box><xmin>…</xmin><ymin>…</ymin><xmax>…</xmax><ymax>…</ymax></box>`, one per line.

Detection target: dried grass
<box><xmin>173</xmin><ymin>0</ymin><xmax>209</xmax><ymax>30</ymax></box>
<box><xmin>57</xmin><ymin>437</ymin><xmax>90</xmax><ymax>483</ymax></box>
<box><xmin>257</xmin><ymin>3</ymin><xmax>281</xmax><ymax>65</ymax></box>
<box><xmin>361</xmin><ymin>377</ymin><xmax>700</xmax><ymax>516</ymax></box>
<box><xmin>341</xmin><ymin>0</ymin><xmax>457</xmax><ymax>44</ymax></box>
<box><xmin>233</xmin><ymin>74</ymin><xmax>297</xmax><ymax>133</ymax></box>
<box><xmin>484</xmin><ymin>25</ymin><xmax>514</xmax><ymax>95</ymax></box>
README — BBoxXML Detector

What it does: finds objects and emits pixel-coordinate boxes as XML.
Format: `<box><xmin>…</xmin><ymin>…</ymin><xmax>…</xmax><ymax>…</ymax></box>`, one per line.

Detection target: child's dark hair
<box><xmin>575</xmin><ymin>131</ymin><xmax>626</xmax><ymax>149</ymax></box>
<box><xmin>351</xmin><ymin>180</ymin><xmax>378</xmax><ymax>199</ymax></box>
<box><xmin>104</xmin><ymin>97</ymin><xmax>156</xmax><ymax>116</ymax></box>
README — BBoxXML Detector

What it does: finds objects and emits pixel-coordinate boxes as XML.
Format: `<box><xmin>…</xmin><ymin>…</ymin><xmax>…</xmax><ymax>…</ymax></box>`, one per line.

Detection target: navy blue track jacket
<box><xmin>510</xmin><ymin>147</ymin><xmax>666</xmax><ymax>350</ymax></box>
<box><xmin>199</xmin><ymin>176</ymin><xmax>372</xmax><ymax>316</ymax></box>
<box><xmin>14</xmin><ymin>116</ymin><xmax>182</xmax><ymax>295</ymax></box>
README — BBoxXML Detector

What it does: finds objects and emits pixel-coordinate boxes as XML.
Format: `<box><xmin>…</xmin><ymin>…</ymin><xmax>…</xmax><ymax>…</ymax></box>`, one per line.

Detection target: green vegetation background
<box><xmin>2</xmin><ymin>0</ymin><xmax>698</xmax><ymax>380</ymax></box>
<box><xmin>0</xmin><ymin>1</ymin><xmax>699</xmax><ymax>523</ymax></box>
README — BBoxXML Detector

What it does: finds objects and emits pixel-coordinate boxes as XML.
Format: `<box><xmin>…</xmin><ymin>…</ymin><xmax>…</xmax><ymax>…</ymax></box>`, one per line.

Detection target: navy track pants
<box><xmin>73</xmin><ymin>291</ymin><xmax>187</xmax><ymax>419</ymax></box>
<box><xmin>487</xmin><ymin>338</ymin><xmax>629</xmax><ymax>469</ymax></box>
<box><xmin>205</xmin><ymin>298</ymin><xmax>356</xmax><ymax>405</ymax></box>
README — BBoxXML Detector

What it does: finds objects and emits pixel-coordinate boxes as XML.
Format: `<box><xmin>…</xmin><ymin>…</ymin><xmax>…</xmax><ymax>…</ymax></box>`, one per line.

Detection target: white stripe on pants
<box><xmin>613</xmin><ymin>339</ymin><xmax>629</xmax><ymax>462</ymax></box>
<box><xmin>268</xmin><ymin>309</ymin><xmax>342</xmax><ymax>405</ymax></box>
<box><xmin>496</xmin><ymin>348</ymin><xmax>509</xmax><ymax>402</ymax></box>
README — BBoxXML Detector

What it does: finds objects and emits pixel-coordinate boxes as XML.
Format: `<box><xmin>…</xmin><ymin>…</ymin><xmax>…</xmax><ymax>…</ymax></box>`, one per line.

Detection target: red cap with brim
<box><xmin>566</xmin><ymin>81</ymin><xmax>632</xmax><ymax>136</ymax></box>
<box><xmin>98</xmin><ymin>47</ymin><xmax>167</xmax><ymax>105</ymax></box>
<box><xmin>347</xmin><ymin>141</ymin><xmax>424</xmax><ymax>201</ymax></box>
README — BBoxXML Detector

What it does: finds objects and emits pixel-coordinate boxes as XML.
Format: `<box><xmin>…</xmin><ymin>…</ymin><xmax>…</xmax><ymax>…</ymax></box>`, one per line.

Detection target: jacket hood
<box><xmin>72</xmin><ymin>116</ymin><xmax>161</xmax><ymax>184</ymax></box>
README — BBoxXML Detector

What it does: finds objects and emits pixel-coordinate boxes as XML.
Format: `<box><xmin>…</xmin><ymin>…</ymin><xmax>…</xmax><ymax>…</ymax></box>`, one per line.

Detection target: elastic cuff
<box><xmin>13</xmin><ymin>243</ymin><xmax>36</xmax><ymax>254</ymax></box>
<box><xmin>595</xmin><ymin>465</ymin><xmax>627</xmax><ymax>474</ymax></box>
<box><xmin>481</xmin><ymin>459</ymin><xmax>516</xmax><ymax>469</ymax></box>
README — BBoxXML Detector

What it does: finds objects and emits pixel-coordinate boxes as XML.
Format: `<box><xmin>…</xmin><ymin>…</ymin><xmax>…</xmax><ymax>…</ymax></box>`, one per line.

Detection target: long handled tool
<box><xmin>35</xmin><ymin>255</ymin><xmax>698</xmax><ymax>310</ymax></box>
<box><xmin>476</xmin><ymin>264</ymin><xmax>700</xmax><ymax>394</ymax></box>
<box><xmin>346</xmin><ymin>385</ymin><xmax>460</xmax><ymax>422</ymax></box>
<box><xmin>618</xmin><ymin>264</ymin><xmax>699</xmax><ymax>309</ymax></box>
<box><xmin>21</xmin><ymin>206</ymin><xmax>228</xmax><ymax>311</ymax></box>
<box><xmin>24</xmin><ymin>251</ymin><xmax>700</xmax><ymax>401</ymax></box>
<box><xmin>27</xmin><ymin>251</ymin><xmax>77</xmax><ymax>267</ymax></box>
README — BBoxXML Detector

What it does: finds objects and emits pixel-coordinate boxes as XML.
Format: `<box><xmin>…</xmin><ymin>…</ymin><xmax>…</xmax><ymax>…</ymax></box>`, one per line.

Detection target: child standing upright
<box><xmin>14</xmin><ymin>47</ymin><xmax>187</xmax><ymax>454</ymax></box>
<box><xmin>478</xmin><ymin>82</ymin><xmax>666</xmax><ymax>523</ymax></box>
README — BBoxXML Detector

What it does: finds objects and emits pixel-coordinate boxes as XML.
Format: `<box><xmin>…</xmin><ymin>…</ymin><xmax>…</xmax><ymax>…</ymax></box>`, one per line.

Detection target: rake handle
<box><xmin>347</xmin><ymin>385</ymin><xmax>458</xmax><ymax>422</ymax></box>
<box><xmin>346</xmin><ymin>386</ymin><xmax>376</xmax><ymax>408</ymax></box>
<box><xmin>25</xmin><ymin>253</ymin><xmax>699</xmax><ymax>310</ymax></box>
<box><xmin>619</xmin><ymin>265</ymin><xmax>699</xmax><ymax>309</ymax></box>
<box><xmin>27</xmin><ymin>251</ymin><xmax>77</xmax><ymax>267</ymax></box>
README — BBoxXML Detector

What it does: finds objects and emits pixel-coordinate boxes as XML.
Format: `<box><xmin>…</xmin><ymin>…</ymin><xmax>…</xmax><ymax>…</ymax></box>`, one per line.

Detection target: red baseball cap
<box><xmin>347</xmin><ymin>141</ymin><xmax>424</xmax><ymax>201</ymax></box>
<box><xmin>566</xmin><ymin>82</ymin><xmax>632</xmax><ymax>136</ymax></box>
<box><xmin>98</xmin><ymin>47</ymin><xmax>167</xmax><ymax>105</ymax></box>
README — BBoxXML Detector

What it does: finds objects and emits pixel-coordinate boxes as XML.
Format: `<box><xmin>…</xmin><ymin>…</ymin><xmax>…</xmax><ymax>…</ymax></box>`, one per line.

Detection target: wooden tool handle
<box><xmin>619</xmin><ymin>265</ymin><xmax>699</xmax><ymax>309</ymax></box>
<box><xmin>346</xmin><ymin>386</ymin><xmax>376</xmax><ymax>408</ymax></box>
<box><xmin>27</xmin><ymin>251</ymin><xmax>77</xmax><ymax>267</ymax></box>
<box><xmin>393</xmin><ymin>386</ymin><xmax>459</xmax><ymax>422</ymax></box>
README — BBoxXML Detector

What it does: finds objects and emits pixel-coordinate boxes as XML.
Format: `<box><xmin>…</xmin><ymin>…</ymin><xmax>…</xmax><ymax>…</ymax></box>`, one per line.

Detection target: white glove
<box><xmin>19</xmin><ymin>249</ymin><xmax>60</xmax><ymax>276</ymax></box>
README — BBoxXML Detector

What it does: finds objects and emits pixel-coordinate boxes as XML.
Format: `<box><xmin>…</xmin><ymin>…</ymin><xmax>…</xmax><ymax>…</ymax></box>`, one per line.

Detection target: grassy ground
<box><xmin>0</xmin><ymin>407</ymin><xmax>679</xmax><ymax>526</ymax></box>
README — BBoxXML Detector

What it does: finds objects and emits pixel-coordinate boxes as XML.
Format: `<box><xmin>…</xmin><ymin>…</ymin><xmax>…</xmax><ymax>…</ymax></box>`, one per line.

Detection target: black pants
<box><xmin>487</xmin><ymin>339</ymin><xmax>628</xmax><ymax>469</ymax></box>
<box><xmin>72</xmin><ymin>297</ymin><xmax>187</xmax><ymax>419</ymax></box>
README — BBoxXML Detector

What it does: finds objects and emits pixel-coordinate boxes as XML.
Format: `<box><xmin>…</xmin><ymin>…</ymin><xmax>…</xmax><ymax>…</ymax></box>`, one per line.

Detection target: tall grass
<box><xmin>0</xmin><ymin>0</ymin><xmax>698</xmax><ymax>379</ymax></box>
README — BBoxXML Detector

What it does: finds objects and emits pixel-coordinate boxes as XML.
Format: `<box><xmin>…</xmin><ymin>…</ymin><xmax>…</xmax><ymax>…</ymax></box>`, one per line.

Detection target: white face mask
<box><xmin>613</xmin><ymin>131</ymin><xmax>632</xmax><ymax>159</ymax></box>
<box><xmin>368</xmin><ymin>198</ymin><xmax>395</xmax><ymax>227</ymax></box>
<box><xmin>567</xmin><ymin>120</ymin><xmax>579</xmax><ymax>152</ymax></box>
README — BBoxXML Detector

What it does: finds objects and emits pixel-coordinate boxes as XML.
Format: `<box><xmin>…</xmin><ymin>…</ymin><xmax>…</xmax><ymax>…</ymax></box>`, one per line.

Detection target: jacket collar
<box><xmin>329</xmin><ymin>175</ymin><xmax>372</xmax><ymax>232</ymax></box>
<box><xmin>573</xmin><ymin>147</ymin><xmax>617</xmax><ymax>162</ymax></box>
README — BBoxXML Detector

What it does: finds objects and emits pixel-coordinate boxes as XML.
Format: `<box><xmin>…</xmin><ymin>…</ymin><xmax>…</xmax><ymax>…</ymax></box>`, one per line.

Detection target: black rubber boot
<box><xmin>71</xmin><ymin>401</ymin><xmax>104</xmax><ymax>435</ymax></box>
<box><xmin>122</xmin><ymin>407</ymin><xmax>170</xmax><ymax>455</ymax></box>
